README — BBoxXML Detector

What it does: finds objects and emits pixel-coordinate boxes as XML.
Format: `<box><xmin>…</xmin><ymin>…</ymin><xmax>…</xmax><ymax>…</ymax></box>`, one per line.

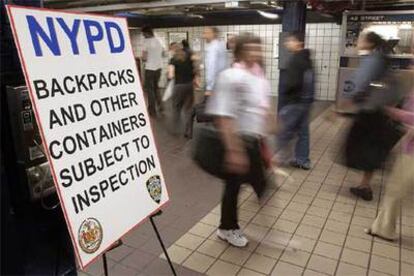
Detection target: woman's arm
<box><xmin>167</xmin><ymin>64</ymin><xmax>175</xmax><ymax>80</ymax></box>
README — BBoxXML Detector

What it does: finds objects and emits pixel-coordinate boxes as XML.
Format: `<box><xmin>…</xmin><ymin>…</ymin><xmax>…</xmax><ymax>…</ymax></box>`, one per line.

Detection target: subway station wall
<box><xmin>131</xmin><ymin>23</ymin><xmax>341</xmax><ymax>101</ymax></box>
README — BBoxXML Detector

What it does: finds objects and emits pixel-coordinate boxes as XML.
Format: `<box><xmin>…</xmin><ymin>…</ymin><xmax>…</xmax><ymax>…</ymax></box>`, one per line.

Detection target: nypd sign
<box><xmin>7</xmin><ymin>5</ymin><xmax>169</xmax><ymax>269</ymax></box>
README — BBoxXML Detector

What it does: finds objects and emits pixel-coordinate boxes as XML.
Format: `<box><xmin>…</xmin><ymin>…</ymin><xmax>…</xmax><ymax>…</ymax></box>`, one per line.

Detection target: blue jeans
<box><xmin>276</xmin><ymin>103</ymin><xmax>311</xmax><ymax>166</ymax></box>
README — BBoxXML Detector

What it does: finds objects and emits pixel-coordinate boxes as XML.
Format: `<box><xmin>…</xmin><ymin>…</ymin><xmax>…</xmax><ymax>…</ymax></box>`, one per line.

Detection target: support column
<box><xmin>277</xmin><ymin>0</ymin><xmax>307</xmax><ymax>111</ymax></box>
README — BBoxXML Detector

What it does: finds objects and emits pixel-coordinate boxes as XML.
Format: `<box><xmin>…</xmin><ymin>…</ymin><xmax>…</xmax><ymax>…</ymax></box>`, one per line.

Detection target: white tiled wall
<box><xmin>130</xmin><ymin>23</ymin><xmax>341</xmax><ymax>101</ymax></box>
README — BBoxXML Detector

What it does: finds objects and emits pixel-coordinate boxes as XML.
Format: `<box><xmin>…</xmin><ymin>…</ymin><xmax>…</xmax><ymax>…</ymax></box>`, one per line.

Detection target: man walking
<box><xmin>202</xmin><ymin>27</ymin><xmax>227</xmax><ymax>95</ymax></box>
<box><xmin>142</xmin><ymin>26</ymin><xmax>165</xmax><ymax>116</ymax></box>
<box><xmin>275</xmin><ymin>32</ymin><xmax>315</xmax><ymax>170</ymax></box>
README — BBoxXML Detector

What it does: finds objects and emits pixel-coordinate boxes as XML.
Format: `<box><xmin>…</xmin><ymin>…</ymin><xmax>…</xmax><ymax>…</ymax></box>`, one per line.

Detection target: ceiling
<box><xmin>43</xmin><ymin>0</ymin><xmax>414</xmax><ymax>15</ymax></box>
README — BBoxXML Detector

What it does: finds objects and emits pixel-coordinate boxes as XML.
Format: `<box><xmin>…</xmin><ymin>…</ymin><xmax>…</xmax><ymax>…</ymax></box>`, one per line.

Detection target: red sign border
<box><xmin>6</xmin><ymin>4</ymin><xmax>170</xmax><ymax>270</ymax></box>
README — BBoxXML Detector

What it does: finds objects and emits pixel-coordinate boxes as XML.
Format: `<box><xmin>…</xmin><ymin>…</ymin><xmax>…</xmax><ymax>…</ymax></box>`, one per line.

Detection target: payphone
<box><xmin>6</xmin><ymin>86</ymin><xmax>56</xmax><ymax>202</ymax></box>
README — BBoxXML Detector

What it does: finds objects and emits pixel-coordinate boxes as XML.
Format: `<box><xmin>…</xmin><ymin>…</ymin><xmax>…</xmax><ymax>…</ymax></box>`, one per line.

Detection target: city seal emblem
<box><xmin>78</xmin><ymin>218</ymin><xmax>103</xmax><ymax>254</ymax></box>
<box><xmin>146</xmin><ymin>175</ymin><xmax>162</xmax><ymax>204</ymax></box>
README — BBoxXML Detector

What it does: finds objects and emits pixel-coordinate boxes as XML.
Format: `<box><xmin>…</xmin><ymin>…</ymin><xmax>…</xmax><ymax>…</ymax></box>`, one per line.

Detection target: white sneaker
<box><xmin>217</xmin><ymin>229</ymin><xmax>248</xmax><ymax>247</ymax></box>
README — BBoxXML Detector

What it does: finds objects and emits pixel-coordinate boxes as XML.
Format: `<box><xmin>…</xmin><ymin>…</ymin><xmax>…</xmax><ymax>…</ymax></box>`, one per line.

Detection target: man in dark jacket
<box><xmin>275</xmin><ymin>32</ymin><xmax>314</xmax><ymax>170</ymax></box>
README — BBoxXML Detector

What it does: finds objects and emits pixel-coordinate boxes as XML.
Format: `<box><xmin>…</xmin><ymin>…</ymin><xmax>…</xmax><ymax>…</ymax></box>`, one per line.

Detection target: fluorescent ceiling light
<box><xmin>257</xmin><ymin>10</ymin><xmax>279</xmax><ymax>19</ymax></box>
<box><xmin>399</xmin><ymin>24</ymin><xmax>412</xmax><ymax>30</ymax></box>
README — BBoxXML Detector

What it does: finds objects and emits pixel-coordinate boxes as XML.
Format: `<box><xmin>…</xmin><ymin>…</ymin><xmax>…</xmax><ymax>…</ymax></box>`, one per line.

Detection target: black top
<box><xmin>285</xmin><ymin>49</ymin><xmax>313</xmax><ymax>105</ymax></box>
<box><xmin>169</xmin><ymin>53</ymin><xmax>194</xmax><ymax>84</ymax></box>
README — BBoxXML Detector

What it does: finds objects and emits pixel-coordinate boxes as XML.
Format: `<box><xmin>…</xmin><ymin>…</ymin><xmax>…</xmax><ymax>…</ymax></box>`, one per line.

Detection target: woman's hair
<box><xmin>141</xmin><ymin>26</ymin><xmax>154</xmax><ymax>37</ymax></box>
<box><xmin>233</xmin><ymin>33</ymin><xmax>262</xmax><ymax>63</ymax></box>
<box><xmin>363</xmin><ymin>31</ymin><xmax>390</xmax><ymax>54</ymax></box>
<box><xmin>182</xmin><ymin>39</ymin><xmax>190</xmax><ymax>49</ymax></box>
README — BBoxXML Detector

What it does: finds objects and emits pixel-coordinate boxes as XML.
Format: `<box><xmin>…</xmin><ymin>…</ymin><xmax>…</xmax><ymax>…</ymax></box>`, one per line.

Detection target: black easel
<box><xmin>102</xmin><ymin>210</ymin><xmax>176</xmax><ymax>276</ymax></box>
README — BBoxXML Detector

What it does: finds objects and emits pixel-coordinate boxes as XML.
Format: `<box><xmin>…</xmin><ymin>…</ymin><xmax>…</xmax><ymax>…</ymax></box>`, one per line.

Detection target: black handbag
<box><xmin>192</xmin><ymin>126</ymin><xmax>226</xmax><ymax>178</ymax></box>
<box><xmin>194</xmin><ymin>97</ymin><xmax>213</xmax><ymax>123</ymax></box>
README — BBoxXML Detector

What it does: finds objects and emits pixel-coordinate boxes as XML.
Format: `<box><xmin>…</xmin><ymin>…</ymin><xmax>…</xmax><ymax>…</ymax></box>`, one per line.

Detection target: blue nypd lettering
<box><xmin>26</xmin><ymin>15</ymin><xmax>125</xmax><ymax>57</ymax></box>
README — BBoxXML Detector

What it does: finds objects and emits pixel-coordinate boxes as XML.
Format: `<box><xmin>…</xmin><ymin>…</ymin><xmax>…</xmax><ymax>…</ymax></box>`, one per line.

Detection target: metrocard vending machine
<box><xmin>6</xmin><ymin>85</ymin><xmax>56</xmax><ymax>201</ymax></box>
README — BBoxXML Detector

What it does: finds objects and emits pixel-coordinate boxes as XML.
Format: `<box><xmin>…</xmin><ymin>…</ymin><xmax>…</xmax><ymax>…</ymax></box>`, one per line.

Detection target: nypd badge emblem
<box><xmin>146</xmin><ymin>175</ymin><xmax>162</xmax><ymax>204</ymax></box>
<box><xmin>78</xmin><ymin>218</ymin><xmax>103</xmax><ymax>254</ymax></box>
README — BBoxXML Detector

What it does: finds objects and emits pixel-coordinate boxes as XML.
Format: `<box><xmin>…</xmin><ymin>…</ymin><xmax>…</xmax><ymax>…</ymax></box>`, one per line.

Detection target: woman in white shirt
<box><xmin>207</xmin><ymin>34</ymin><xmax>271</xmax><ymax>247</ymax></box>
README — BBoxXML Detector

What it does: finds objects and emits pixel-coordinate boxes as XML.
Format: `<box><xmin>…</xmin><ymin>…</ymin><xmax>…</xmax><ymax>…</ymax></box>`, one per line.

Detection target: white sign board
<box><xmin>7</xmin><ymin>5</ymin><xmax>169</xmax><ymax>269</ymax></box>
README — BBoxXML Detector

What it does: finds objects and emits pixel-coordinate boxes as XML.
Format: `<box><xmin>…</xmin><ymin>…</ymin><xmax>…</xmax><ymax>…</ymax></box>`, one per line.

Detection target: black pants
<box><xmin>220</xmin><ymin>137</ymin><xmax>267</xmax><ymax>230</ymax></box>
<box><xmin>172</xmin><ymin>83</ymin><xmax>194</xmax><ymax>137</ymax></box>
<box><xmin>145</xmin><ymin>69</ymin><xmax>162</xmax><ymax>116</ymax></box>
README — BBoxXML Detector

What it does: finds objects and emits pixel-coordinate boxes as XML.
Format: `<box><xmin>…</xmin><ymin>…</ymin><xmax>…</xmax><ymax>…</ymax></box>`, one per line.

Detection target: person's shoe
<box><xmin>350</xmin><ymin>187</ymin><xmax>373</xmax><ymax>201</ymax></box>
<box><xmin>364</xmin><ymin>228</ymin><xmax>396</xmax><ymax>242</ymax></box>
<box><xmin>217</xmin><ymin>229</ymin><xmax>248</xmax><ymax>247</ymax></box>
<box><xmin>290</xmin><ymin>160</ymin><xmax>311</xmax><ymax>170</ymax></box>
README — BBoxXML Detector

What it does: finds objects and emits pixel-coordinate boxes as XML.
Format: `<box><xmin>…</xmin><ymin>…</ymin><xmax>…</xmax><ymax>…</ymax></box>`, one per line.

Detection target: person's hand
<box><xmin>225</xmin><ymin>150</ymin><xmax>249</xmax><ymax>175</ymax></box>
<box><xmin>205</xmin><ymin>91</ymin><xmax>212</xmax><ymax>96</ymax></box>
<box><xmin>193</xmin><ymin>77</ymin><xmax>201</xmax><ymax>89</ymax></box>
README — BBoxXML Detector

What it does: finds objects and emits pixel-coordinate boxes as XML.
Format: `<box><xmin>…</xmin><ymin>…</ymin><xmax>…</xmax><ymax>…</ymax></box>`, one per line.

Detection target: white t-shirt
<box><xmin>143</xmin><ymin>37</ymin><xmax>164</xmax><ymax>71</ymax></box>
<box><xmin>206</xmin><ymin>68</ymin><xmax>270</xmax><ymax>136</ymax></box>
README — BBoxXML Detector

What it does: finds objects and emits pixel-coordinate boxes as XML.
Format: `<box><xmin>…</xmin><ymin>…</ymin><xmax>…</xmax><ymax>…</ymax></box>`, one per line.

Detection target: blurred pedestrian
<box><xmin>206</xmin><ymin>34</ymin><xmax>271</xmax><ymax>247</ymax></box>
<box><xmin>142</xmin><ymin>26</ymin><xmax>165</xmax><ymax>117</ymax></box>
<box><xmin>168</xmin><ymin>43</ymin><xmax>199</xmax><ymax>138</ymax></box>
<box><xmin>366</xmin><ymin>87</ymin><xmax>414</xmax><ymax>240</ymax></box>
<box><xmin>344</xmin><ymin>32</ymin><xmax>403</xmax><ymax>201</ymax></box>
<box><xmin>203</xmin><ymin>27</ymin><xmax>227</xmax><ymax>96</ymax></box>
<box><xmin>274</xmin><ymin>32</ymin><xmax>315</xmax><ymax>170</ymax></box>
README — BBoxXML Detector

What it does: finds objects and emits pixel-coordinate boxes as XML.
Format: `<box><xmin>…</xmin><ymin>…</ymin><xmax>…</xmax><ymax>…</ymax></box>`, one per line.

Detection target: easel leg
<box><xmin>150</xmin><ymin>211</ymin><xmax>177</xmax><ymax>276</ymax></box>
<box><xmin>102</xmin><ymin>253</ymin><xmax>109</xmax><ymax>276</ymax></box>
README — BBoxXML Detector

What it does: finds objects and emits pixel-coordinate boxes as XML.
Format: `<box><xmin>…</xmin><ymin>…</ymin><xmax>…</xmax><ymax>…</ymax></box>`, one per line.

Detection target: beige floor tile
<box><xmin>206</xmin><ymin>260</ymin><xmax>240</xmax><ymax>276</ymax></box>
<box><xmin>348</xmin><ymin>224</ymin><xmax>371</xmax><ymax>240</ymax></box>
<box><xmin>287</xmin><ymin>235</ymin><xmax>317</xmax><ymax>253</ymax></box>
<box><xmin>301</xmin><ymin>214</ymin><xmax>326</xmax><ymax>228</ymax></box>
<box><xmin>251</xmin><ymin>214</ymin><xmax>277</xmax><ymax>228</ymax></box>
<box><xmin>201</xmin><ymin>213</ymin><xmax>220</xmax><ymax>226</ymax></box>
<box><xmin>336</xmin><ymin>262</ymin><xmax>367</xmax><ymax>276</ymax></box>
<box><xmin>402</xmin><ymin>248</ymin><xmax>414</xmax><ymax>264</ymax></box>
<box><xmin>286</xmin><ymin>202</ymin><xmax>310</xmax><ymax>213</ymax></box>
<box><xmin>352</xmin><ymin>215</ymin><xmax>374</xmax><ymax>227</ymax></box>
<box><xmin>341</xmin><ymin>248</ymin><xmax>370</xmax><ymax>268</ymax></box>
<box><xmin>254</xmin><ymin>242</ymin><xmax>284</xmax><ymax>259</ymax></box>
<box><xmin>324</xmin><ymin>220</ymin><xmax>349</xmax><ymax>234</ymax></box>
<box><xmin>314</xmin><ymin>241</ymin><xmax>342</xmax><ymax>260</ymax></box>
<box><xmin>296</xmin><ymin>224</ymin><xmax>322</xmax><ymax>240</ymax></box>
<box><xmin>401</xmin><ymin>262</ymin><xmax>414</xmax><ymax>276</ymax></box>
<box><xmin>273</xmin><ymin>219</ymin><xmax>299</xmax><ymax>234</ymax></box>
<box><xmin>220</xmin><ymin>246</ymin><xmax>252</xmax><ymax>265</ymax></box>
<box><xmin>279</xmin><ymin>209</ymin><xmax>305</xmax><ymax>223</ymax></box>
<box><xmin>244</xmin><ymin>253</ymin><xmax>277</xmax><ymax>274</ymax></box>
<box><xmin>368</xmin><ymin>269</ymin><xmax>392</xmax><ymax>276</ymax></box>
<box><xmin>197</xmin><ymin>239</ymin><xmax>228</xmax><ymax>258</ymax></box>
<box><xmin>189</xmin><ymin>222</ymin><xmax>217</xmax><ymax>238</ymax></box>
<box><xmin>182</xmin><ymin>252</ymin><xmax>215</xmax><ymax>273</ymax></box>
<box><xmin>307</xmin><ymin>206</ymin><xmax>330</xmax><ymax>218</ymax></box>
<box><xmin>264</xmin><ymin>229</ymin><xmax>292</xmax><ymax>246</ymax></box>
<box><xmin>239</xmin><ymin>210</ymin><xmax>258</xmax><ymax>221</ymax></box>
<box><xmin>303</xmin><ymin>269</ymin><xmax>326</xmax><ymax>276</ymax></box>
<box><xmin>266</xmin><ymin>198</ymin><xmax>290</xmax><ymax>209</ymax></box>
<box><xmin>332</xmin><ymin>202</ymin><xmax>355</xmax><ymax>214</ymax></box>
<box><xmin>319</xmin><ymin>229</ymin><xmax>346</xmax><ymax>246</ymax></box>
<box><xmin>345</xmin><ymin>236</ymin><xmax>372</xmax><ymax>253</ymax></box>
<box><xmin>175</xmin><ymin>233</ymin><xmax>205</xmax><ymax>250</ymax></box>
<box><xmin>259</xmin><ymin>206</ymin><xmax>283</xmax><ymax>217</ymax></box>
<box><xmin>271</xmin><ymin>261</ymin><xmax>303</xmax><ymax>276</ymax></box>
<box><xmin>307</xmin><ymin>254</ymin><xmax>338</xmax><ymax>275</ymax></box>
<box><xmin>162</xmin><ymin>244</ymin><xmax>193</xmax><ymax>264</ymax></box>
<box><xmin>372</xmin><ymin>242</ymin><xmax>400</xmax><ymax>261</ymax></box>
<box><xmin>240</xmin><ymin>201</ymin><xmax>261</xmax><ymax>212</ymax></box>
<box><xmin>312</xmin><ymin>198</ymin><xmax>334</xmax><ymax>209</ymax></box>
<box><xmin>370</xmin><ymin>255</ymin><xmax>399</xmax><ymax>276</ymax></box>
<box><xmin>238</xmin><ymin>268</ymin><xmax>265</xmax><ymax>276</ymax></box>
<box><xmin>292</xmin><ymin>194</ymin><xmax>314</xmax><ymax>205</ymax></box>
<box><xmin>329</xmin><ymin>211</ymin><xmax>353</xmax><ymax>224</ymax></box>
<box><xmin>244</xmin><ymin>223</ymin><xmax>270</xmax><ymax>241</ymax></box>
<box><xmin>354</xmin><ymin>207</ymin><xmax>377</xmax><ymax>218</ymax></box>
<box><xmin>280</xmin><ymin>249</ymin><xmax>311</xmax><ymax>267</ymax></box>
<box><xmin>211</xmin><ymin>205</ymin><xmax>221</xmax><ymax>214</ymax></box>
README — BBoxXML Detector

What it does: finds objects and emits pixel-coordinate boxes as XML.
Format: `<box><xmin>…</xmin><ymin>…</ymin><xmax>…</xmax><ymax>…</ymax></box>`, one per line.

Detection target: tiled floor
<box><xmin>159</xmin><ymin>109</ymin><xmax>414</xmax><ymax>276</ymax></box>
<box><xmin>80</xmin><ymin>100</ymin><xmax>414</xmax><ymax>275</ymax></box>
